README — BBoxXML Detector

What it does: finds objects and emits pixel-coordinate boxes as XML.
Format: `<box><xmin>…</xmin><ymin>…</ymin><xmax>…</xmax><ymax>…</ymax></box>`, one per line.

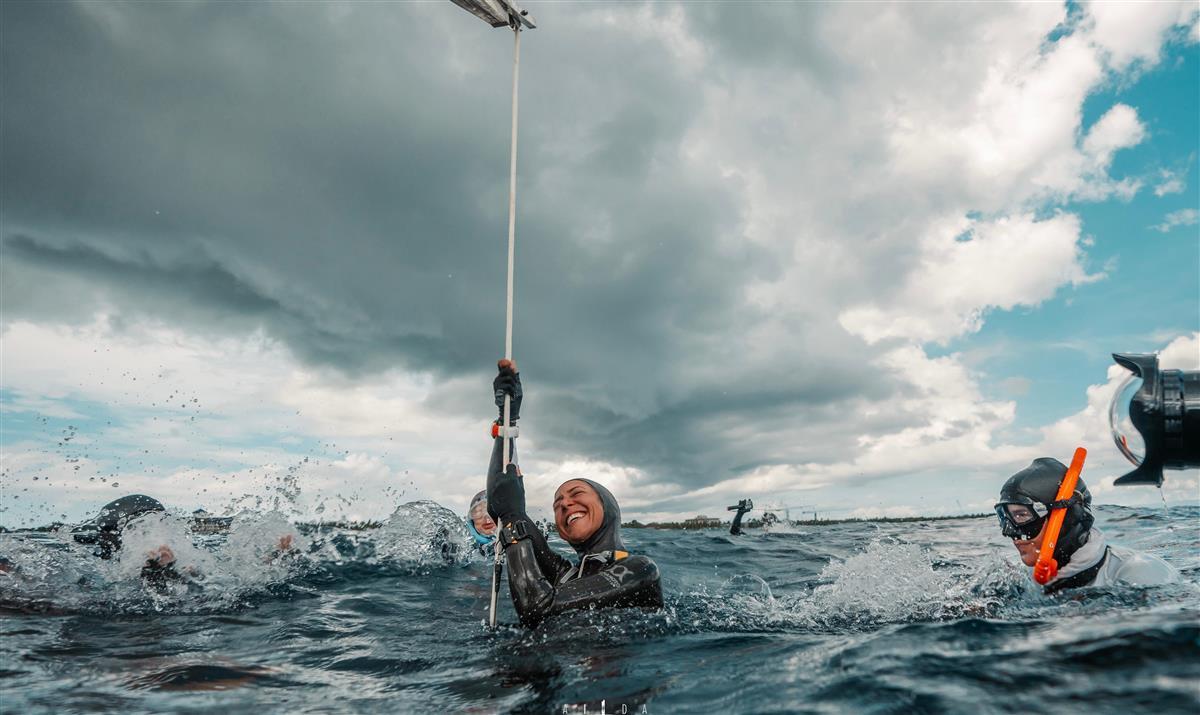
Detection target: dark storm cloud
<box><xmin>6</xmin><ymin>235</ymin><xmax>282</xmax><ymax>316</ymax></box>
<box><xmin>685</xmin><ymin>1</ymin><xmax>843</xmax><ymax>80</ymax></box>
<box><xmin>1</xmin><ymin>1</ymin><xmax>903</xmax><ymax>488</ymax></box>
<box><xmin>3</xmin><ymin>234</ymin><xmax>457</xmax><ymax>370</ymax></box>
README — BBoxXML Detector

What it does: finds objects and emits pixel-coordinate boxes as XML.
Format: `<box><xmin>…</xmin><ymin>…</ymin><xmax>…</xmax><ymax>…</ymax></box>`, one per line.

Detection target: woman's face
<box><xmin>554</xmin><ymin>480</ymin><xmax>605</xmax><ymax>545</ymax></box>
<box><xmin>470</xmin><ymin>502</ymin><xmax>496</xmax><ymax>536</ymax></box>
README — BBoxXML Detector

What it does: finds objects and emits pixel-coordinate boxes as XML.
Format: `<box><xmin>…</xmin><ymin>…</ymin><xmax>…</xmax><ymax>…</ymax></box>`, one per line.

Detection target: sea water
<box><xmin>1</xmin><ymin>503</ymin><xmax>1197</xmax><ymax>714</ymax></box>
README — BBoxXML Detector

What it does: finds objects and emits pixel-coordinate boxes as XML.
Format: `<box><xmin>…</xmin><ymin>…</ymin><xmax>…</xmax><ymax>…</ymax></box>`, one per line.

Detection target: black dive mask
<box><xmin>994</xmin><ymin>500</ymin><xmax>1047</xmax><ymax>540</ymax></box>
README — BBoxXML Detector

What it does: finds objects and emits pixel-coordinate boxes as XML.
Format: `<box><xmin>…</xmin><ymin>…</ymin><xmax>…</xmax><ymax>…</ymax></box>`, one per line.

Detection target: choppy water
<box><xmin>1</xmin><ymin>503</ymin><xmax>1197</xmax><ymax>714</ymax></box>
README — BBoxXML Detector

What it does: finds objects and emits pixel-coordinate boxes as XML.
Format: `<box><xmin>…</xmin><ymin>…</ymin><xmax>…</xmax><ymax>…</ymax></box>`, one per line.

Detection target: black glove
<box><xmin>493</xmin><ymin>366</ymin><xmax>523</xmax><ymax>423</ymax></box>
<box><xmin>488</xmin><ymin>463</ymin><xmax>525</xmax><ymax>522</ymax></box>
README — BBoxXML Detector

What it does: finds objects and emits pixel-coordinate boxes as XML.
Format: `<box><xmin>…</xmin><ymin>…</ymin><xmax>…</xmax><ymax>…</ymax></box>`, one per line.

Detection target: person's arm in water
<box><xmin>139</xmin><ymin>545</ymin><xmax>199</xmax><ymax>588</ymax></box>
<box><xmin>728</xmin><ymin>500</ymin><xmax>752</xmax><ymax>535</ymax></box>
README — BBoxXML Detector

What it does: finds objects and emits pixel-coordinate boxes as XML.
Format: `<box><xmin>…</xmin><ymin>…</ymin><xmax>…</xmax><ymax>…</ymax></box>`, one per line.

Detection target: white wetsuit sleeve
<box><xmin>1102</xmin><ymin>546</ymin><xmax>1178</xmax><ymax>587</ymax></box>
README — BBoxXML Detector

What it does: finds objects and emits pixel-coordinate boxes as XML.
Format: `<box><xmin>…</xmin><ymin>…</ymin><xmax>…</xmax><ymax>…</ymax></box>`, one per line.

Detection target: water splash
<box><xmin>0</xmin><ymin>508</ymin><xmax>315</xmax><ymax>615</ymax></box>
<box><xmin>373</xmin><ymin>500</ymin><xmax>472</xmax><ymax>570</ymax></box>
<box><xmin>222</xmin><ymin>510</ymin><xmax>307</xmax><ymax>565</ymax></box>
<box><xmin>807</xmin><ymin>539</ymin><xmax>954</xmax><ymax>625</ymax></box>
<box><xmin>672</xmin><ymin>539</ymin><xmax>1041</xmax><ymax>633</ymax></box>
<box><xmin>109</xmin><ymin>511</ymin><xmax>214</xmax><ymax>583</ymax></box>
<box><xmin>760</xmin><ymin>522</ymin><xmax>806</xmax><ymax>536</ymax></box>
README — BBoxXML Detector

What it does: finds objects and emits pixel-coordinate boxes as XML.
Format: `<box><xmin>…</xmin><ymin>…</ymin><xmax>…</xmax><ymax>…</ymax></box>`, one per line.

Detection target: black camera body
<box><xmin>1110</xmin><ymin>353</ymin><xmax>1200</xmax><ymax>486</ymax></box>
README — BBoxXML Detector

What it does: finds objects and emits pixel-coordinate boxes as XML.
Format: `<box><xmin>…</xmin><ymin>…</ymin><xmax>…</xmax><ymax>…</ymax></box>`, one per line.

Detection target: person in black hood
<box><xmin>72</xmin><ymin>494</ymin><xmax>167</xmax><ymax>560</ymax></box>
<box><xmin>996</xmin><ymin>457</ymin><xmax>1175</xmax><ymax>593</ymax></box>
<box><xmin>71</xmin><ymin>494</ymin><xmax>185</xmax><ymax>586</ymax></box>
<box><xmin>487</xmin><ymin>360</ymin><xmax>663</xmax><ymax>628</ymax></box>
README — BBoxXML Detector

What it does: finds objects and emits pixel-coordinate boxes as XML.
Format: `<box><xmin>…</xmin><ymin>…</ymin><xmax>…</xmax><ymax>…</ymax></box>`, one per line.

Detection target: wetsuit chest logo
<box><xmin>604</xmin><ymin>563</ymin><xmax>633</xmax><ymax>586</ymax></box>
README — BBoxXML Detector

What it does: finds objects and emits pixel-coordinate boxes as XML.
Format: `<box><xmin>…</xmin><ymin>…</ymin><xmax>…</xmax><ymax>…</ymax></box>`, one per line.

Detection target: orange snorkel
<box><xmin>1032</xmin><ymin>447</ymin><xmax>1088</xmax><ymax>585</ymax></box>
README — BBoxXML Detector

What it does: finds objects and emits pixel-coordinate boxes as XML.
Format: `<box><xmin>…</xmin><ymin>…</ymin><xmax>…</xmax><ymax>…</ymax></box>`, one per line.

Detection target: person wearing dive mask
<box><xmin>467</xmin><ymin>490</ymin><xmax>497</xmax><ymax>555</ymax></box>
<box><xmin>996</xmin><ymin>458</ymin><xmax>1175</xmax><ymax>594</ymax></box>
<box><xmin>486</xmin><ymin>360</ymin><xmax>663</xmax><ymax>628</ymax></box>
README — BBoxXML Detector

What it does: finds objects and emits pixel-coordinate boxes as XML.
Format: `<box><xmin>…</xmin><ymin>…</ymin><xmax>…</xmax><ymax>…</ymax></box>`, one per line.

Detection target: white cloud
<box><xmin>1151</xmin><ymin>208</ymin><xmax>1200</xmax><ymax>233</ymax></box>
<box><xmin>659</xmin><ymin>345</ymin><xmax>1025</xmax><ymax>509</ymax></box>
<box><xmin>839</xmin><ymin>212</ymin><xmax>1101</xmax><ymax>344</ymax></box>
<box><xmin>1153</xmin><ymin>168</ymin><xmax>1187</xmax><ymax>196</ymax></box>
<box><xmin>0</xmin><ymin>318</ymin><xmax>491</xmax><ymax>525</ymax></box>
<box><xmin>707</xmin><ymin>7</ymin><xmax>1149</xmax><ymax>354</ymax></box>
<box><xmin>1082</xmin><ymin>103</ymin><xmax>1146</xmax><ymax>167</ymax></box>
<box><xmin>1084</xmin><ymin>0</ymin><xmax>1199</xmax><ymax>71</ymax></box>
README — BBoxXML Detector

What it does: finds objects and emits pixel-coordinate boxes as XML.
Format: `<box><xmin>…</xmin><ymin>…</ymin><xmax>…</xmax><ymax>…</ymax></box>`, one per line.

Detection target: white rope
<box><xmin>502</xmin><ymin>24</ymin><xmax>520</xmax><ymax>470</ymax></box>
<box><xmin>490</xmin><ymin>22</ymin><xmax>522</xmax><ymax>631</ymax></box>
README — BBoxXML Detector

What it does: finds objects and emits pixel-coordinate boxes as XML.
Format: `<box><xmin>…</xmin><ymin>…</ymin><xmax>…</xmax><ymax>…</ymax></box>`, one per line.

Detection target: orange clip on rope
<box><xmin>1033</xmin><ymin>447</ymin><xmax>1088</xmax><ymax>585</ymax></box>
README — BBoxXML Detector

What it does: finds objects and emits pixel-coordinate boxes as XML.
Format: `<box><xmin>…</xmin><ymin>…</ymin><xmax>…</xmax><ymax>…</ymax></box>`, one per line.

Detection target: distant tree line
<box><xmin>623</xmin><ymin>513</ymin><xmax>991</xmax><ymax>529</ymax></box>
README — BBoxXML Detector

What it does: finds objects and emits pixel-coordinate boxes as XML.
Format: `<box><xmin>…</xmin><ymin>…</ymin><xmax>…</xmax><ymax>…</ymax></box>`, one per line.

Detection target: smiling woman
<box><xmin>554</xmin><ymin>480</ymin><xmax>604</xmax><ymax>544</ymax></box>
<box><xmin>486</xmin><ymin>362</ymin><xmax>663</xmax><ymax>628</ymax></box>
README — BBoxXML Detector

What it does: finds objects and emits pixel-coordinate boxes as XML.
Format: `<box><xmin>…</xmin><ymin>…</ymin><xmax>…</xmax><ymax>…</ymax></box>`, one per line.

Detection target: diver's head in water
<box><xmin>72</xmin><ymin>494</ymin><xmax>166</xmax><ymax>559</ymax></box>
<box><xmin>554</xmin><ymin>479</ymin><xmax>624</xmax><ymax>555</ymax></box>
<box><xmin>995</xmin><ymin>458</ymin><xmax>1094</xmax><ymax>568</ymax></box>
<box><xmin>467</xmin><ymin>490</ymin><xmax>497</xmax><ymax>546</ymax></box>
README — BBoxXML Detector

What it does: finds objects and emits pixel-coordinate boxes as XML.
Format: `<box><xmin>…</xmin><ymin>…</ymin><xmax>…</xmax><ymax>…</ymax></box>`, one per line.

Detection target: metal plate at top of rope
<box><xmin>449</xmin><ymin>0</ymin><xmax>536</xmax><ymax>29</ymax></box>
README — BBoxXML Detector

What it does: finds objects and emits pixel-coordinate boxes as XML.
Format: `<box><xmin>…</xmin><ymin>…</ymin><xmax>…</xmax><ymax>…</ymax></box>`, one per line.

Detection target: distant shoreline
<box><xmin>624</xmin><ymin>512</ymin><xmax>994</xmax><ymax>529</ymax></box>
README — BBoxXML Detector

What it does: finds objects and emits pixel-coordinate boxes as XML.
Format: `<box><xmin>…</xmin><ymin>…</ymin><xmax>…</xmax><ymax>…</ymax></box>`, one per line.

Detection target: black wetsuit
<box><xmin>486</xmin><ymin>437</ymin><xmax>663</xmax><ymax>628</ymax></box>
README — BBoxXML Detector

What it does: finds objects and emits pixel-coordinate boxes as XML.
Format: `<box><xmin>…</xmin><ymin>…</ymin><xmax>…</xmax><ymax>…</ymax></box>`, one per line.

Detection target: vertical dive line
<box><xmin>502</xmin><ymin>22</ymin><xmax>520</xmax><ymax>469</ymax></box>
<box><xmin>491</xmin><ymin>23</ymin><xmax>521</xmax><ymax>631</ymax></box>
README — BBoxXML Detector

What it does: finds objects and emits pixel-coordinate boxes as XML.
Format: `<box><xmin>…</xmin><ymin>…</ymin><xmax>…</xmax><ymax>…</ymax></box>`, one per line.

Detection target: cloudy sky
<box><xmin>2</xmin><ymin>1</ymin><xmax>1197</xmax><ymax>527</ymax></box>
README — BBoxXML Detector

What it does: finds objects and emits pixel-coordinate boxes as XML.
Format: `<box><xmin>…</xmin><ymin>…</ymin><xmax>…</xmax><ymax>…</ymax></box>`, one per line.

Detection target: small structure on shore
<box><xmin>683</xmin><ymin>515</ymin><xmax>721</xmax><ymax>529</ymax></box>
<box><xmin>191</xmin><ymin>508</ymin><xmax>232</xmax><ymax>535</ymax></box>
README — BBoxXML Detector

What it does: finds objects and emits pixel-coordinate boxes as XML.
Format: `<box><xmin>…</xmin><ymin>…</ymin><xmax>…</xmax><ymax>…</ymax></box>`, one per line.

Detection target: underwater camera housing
<box><xmin>727</xmin><ymin>499</ymin><xmax>754</xmax><ymax>513</ymax></box>
<box><xmin>1109</xmin><ymin>353</ymin><xmax>1200</xmax><ymax>486</ymax></box>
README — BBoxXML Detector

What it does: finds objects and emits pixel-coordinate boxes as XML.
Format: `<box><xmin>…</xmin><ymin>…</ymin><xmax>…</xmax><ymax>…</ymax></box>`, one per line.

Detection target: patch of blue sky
<box><xmin>1</xmin><ymin>387</ymin><xmax>329</xmax><ymax>483</ymax></box>
<box><xmin>937</xmin><ymin>40</ymin><xmax>1198</xmax><ymax>434</ymax></box>
<box><xmin>1</xmin><ymin>389</ymin><xmax>119</xmax><ymax>446</ymax></box>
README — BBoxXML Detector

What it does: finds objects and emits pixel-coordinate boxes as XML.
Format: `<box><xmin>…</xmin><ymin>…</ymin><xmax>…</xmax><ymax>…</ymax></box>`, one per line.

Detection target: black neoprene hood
<box><xmin>998</xmin><ymin>458</ymin><xmax>1095</xmax><ymax>566</ymax></box>
<box><xmin>72</xmin><ymin>494</ymin><xmax>165</xmax><ymax>556</ymax></box>
<box><xmin>566</xmin><ymin>479</ymin><xmax>626</xmax><ymax>556</ymax></box>
<box><xmin>998</xmin><ymin>458</ymin><xmax>1092</xmax><ymax>507</ymax></box>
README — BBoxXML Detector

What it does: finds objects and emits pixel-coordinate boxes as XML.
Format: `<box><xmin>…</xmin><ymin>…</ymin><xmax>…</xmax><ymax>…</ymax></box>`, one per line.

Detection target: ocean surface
<box><xmin>1</xmin><ymin>503</ymin><xmax>1197</xmax><ymax>714</ymax></box>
